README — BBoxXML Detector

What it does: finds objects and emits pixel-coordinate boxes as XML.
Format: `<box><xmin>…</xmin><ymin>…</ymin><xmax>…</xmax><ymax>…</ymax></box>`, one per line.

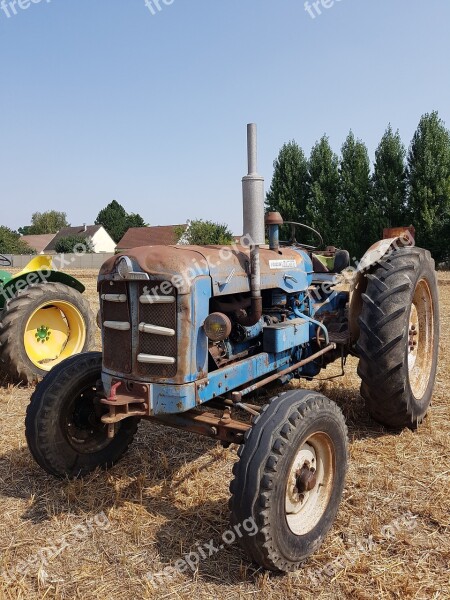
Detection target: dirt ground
<box><xmin>0</xmin><ymin>270</ymin><xmax>448</xmax><ymax>600</ymax></box>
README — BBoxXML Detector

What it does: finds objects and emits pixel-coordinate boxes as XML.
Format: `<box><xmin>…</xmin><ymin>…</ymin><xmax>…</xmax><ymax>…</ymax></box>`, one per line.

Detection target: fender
<box><xmin>0</xmin><ymin>259</ymin><xmax>85</xmax><ymax>310</ymax></box>
<box><xmin>348</xmin><ymin>233</ymin><xmax>415</xmax><ymax>344</ymax></box>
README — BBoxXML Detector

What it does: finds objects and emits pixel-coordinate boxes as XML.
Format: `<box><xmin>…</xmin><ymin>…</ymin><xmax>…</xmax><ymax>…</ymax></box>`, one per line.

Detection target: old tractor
<box><xmin>0</xmin><ymin>254</ymin><xmax>95</xmax><ymax>383</ymax></box>
<box><xmin>25</xmin><ymin>125</ymin><xmax>439</xmax><ymax>572</ymax></box>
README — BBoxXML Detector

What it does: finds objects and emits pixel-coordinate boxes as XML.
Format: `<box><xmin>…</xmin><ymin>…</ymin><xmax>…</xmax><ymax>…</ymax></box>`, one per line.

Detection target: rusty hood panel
<box><xmin>99</xmin><ymin>245</ymin><xmax>312</xmax><ymax>295</ymax></box>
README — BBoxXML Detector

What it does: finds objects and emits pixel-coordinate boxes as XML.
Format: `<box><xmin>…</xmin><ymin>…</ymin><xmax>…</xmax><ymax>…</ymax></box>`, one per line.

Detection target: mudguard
<box><xmin>0</xmin><ymin>255</ymin><xmax>85</xmax><ymax>310</ymax></box>
<box><xmin>348</xmin><ymin>233</ymin><xmax>414</xmax><ymax>344</ymax></box>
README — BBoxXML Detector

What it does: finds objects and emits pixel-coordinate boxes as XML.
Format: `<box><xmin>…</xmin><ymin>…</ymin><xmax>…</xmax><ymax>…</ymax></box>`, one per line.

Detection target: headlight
<box><xmin>115</xmin><ymin>256</ymin><xmax>149</xmax><ymax>280</ymax></box>
<box><xmin>117</xmin><ymin>256</ymin><xmax>133</xmax><ymax>278</ymax></box>
<box><xmin>203</xmin><ymin>312</ymin><xmax>232</xmax><ymax>342</ymax></box>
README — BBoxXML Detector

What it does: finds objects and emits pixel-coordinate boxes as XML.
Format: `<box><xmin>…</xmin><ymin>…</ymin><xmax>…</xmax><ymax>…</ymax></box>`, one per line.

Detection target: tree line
<box><xmin>0</xmin><ymin>200</ymin><xmax>147</xmax><ymax>254</ymax></box>
<box><xmin>266</xmin><ymin>111</ymin><xmax>450</xmax><ymax>261</ymax></box>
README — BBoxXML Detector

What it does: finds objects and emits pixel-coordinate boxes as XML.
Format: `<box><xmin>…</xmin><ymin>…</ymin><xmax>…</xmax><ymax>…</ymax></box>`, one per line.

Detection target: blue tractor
<box><xmin>25</xmin><ymin>125</ymin><xmax>439</xmax><ymax>572</ymax></box>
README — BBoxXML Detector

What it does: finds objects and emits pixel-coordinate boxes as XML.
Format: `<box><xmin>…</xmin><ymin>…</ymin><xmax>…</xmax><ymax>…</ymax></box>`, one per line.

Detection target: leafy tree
<box><xmin>0</xmin><ymin>226</ymin><xmax>35</xmax><ymax>254</ymax></box>
<box><xmin>266</xmin><ymin>141</ymin><xmax>310</xmax><ymax>226</ymax></box>
<box><xmin>180</xmin><ymin>220</ymin><xmax>233</xmax><ymax>245</ymax></box>
<box><xmin>126</xmin><ymin>213</ymin><xmax>147</xmax><ymax>229</ymax></box>
<box><xmin>372</xmin><ymin>125</ymin><xmax>407</xmax><ymax>236</ymax></box>
<box><xmin>17</xmin><ymin>225</ymin><xmax>32</xmax><ymax>236</ymax></box>
<box><xmin>407</xmin><ymin>111</ymin><xmax>450</xmax><ymax>260</ymax></box>
<box><xmin>338</xmin><ymin>131</ymin><xmax>372</xmax><ymax>259</ymax></box>
<box><xmin>95</xmin><ymin>200</ymin><xmax>147</xmax><ymax>242</ymax></box>
<box><xmin>307</xmin><ymin>135</ymin><xmax>340</xmax><ymax>246</ymax></box>
<box><xmin>54</xmin><ymin>235</ymin><xmax>94</xmax><ymax>254</ymax></box>
<box><xmin>26</xmin><ymin>211</ymin><xmax>69</xmax><ymax>235</ymax></box>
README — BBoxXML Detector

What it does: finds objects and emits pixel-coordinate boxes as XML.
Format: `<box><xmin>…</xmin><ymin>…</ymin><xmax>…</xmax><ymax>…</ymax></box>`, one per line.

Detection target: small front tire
<box><xmin>25</xmin><ymin>352</ymin><xmax>139</xmax><ymax>478</ymax></box>
<box><xmin>229</xmin><ymin>390</ymin><xmax>348</xmax><ymax>572</ymax></box>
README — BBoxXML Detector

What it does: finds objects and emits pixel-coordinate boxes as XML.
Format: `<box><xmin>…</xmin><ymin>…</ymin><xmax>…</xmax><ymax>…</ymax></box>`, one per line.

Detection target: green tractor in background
<box><xmin>0</xmin><ymin>254</ymin><xmax>95</xmax><ymax>383</ymax></box>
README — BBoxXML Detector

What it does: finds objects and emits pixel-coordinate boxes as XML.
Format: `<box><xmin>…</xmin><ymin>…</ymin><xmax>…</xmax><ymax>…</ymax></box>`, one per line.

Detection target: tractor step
<box><xmin>328</xmin><ymin>330</ymin><xmax>351</xmax><ymax>345</ymax></box>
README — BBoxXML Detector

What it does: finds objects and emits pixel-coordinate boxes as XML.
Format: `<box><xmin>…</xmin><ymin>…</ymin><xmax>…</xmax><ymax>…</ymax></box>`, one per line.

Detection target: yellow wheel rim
<box><xmin>24</xmin><ymin>301</ymin><xmax>86</xmax><ymax>371</ymax></box>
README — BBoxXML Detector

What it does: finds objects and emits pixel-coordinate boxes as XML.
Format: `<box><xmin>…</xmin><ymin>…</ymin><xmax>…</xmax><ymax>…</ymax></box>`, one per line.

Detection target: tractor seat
<box><xmin>312</xmin><ymin>248</ymin><xmax>350</xmax><ymax>274</ymax></box>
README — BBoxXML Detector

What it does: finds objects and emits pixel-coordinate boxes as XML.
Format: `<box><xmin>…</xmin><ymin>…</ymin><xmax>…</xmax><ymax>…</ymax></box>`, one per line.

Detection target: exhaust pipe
<box><xmin>238</xmin><ymin>124</ymin><xmax>265</xmax><ymax>326</ymax></box>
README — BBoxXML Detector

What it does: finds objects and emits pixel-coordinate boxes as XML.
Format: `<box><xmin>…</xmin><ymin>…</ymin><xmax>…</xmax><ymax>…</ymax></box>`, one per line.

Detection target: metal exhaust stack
<box><xmin>239</xmin><ymin>123</ymin><xmax>264</xmax><ymax>326</ymax></box>
<box><xmin>243</xmin><ymin>123</ymin><xmax>265</xmax><ymax>245</ymax></box>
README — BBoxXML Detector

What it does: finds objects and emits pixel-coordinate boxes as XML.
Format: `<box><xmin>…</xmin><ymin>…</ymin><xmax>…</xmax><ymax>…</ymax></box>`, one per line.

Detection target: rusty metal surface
<box><xmin>356</xmin><ymin>235</ymin><xmax>414</xmax><ymax>275</ymax></box>
<box><xmin>146</xmin><ymin>408</ymin><xmax>251</xmax><ymax>444</ymax></box>
<box><xmin>383</xmin><ymin>225</ymin><xmax>415</xmax><ymax>240</ymax></box>
<box><xmin>101</xmin><ymin>380</ymin><xmax>149</xmax><ymax>435</ymax></box>
<box><xmin>296</xmin><ymin>465</ymin><xmax>317</xmax><ymax>493</ymax></box>
<box><xmin>136</xmin><ymin>281</ymin><xmax>177</xmax><ymax>378</ymax></box>
<box><xmin>99</xmin><ymin>246</ymin><xmax>210</xmax><ymax>295</ymax></box>
<box><xmin>101</xmin><ymin>281</ymin><xmax>132</xmax><ymax>373</ymax></box>
<box><xmin>265</xmin><ymin>211</ymin><xmax>284</xmax><ymax>226</ymax></box>
<box><xmin>99</xmin><ymin>244</ymin><xmax>312</xmax><ymax>297</ymax></box>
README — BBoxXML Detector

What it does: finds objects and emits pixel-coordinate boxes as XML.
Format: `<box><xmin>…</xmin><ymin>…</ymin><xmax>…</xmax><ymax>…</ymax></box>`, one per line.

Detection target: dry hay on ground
<box><xmin>0</xmin><ymin>270</ymin><xmax>448</xmax><ymax>599</ymax></box>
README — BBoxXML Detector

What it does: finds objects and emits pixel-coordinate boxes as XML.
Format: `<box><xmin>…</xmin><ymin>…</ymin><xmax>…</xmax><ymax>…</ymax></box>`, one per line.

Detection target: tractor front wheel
<box><xmin>357</xmin><ymin>247</ymin><xmax>439</xmax><ymax>429</ymax></box>
<box><xmin>0</xmin><ymin>282</ymin><xmax>95</xmax><ymax>384</ymax></box>
<box><xmin>229</xmin><ymin>390</ymin><xmax>348</xmax><ymax>572</ymax></box>
<box><xmin>26</xmin><ymin>352</ymin><xmax>139</xmax><ymax>478</ymax></box>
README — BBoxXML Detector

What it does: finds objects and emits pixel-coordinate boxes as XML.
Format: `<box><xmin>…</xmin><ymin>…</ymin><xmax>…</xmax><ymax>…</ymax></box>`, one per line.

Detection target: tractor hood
<box><xmin>99</xmin><ymin>245</ymin><xmax>313</xmax><ymax>296</ymax></box>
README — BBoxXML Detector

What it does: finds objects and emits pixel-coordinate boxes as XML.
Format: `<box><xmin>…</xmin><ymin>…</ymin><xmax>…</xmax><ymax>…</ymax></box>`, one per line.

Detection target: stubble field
<box><xmin>0</xmin><ymin>270</ymin><xmax>449</xmax><ymax>600</ymax></box>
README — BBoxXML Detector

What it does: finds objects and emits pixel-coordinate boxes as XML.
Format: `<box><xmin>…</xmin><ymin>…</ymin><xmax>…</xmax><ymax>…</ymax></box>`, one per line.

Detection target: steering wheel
<box><xmin>0</xmin><ymin>255</ymin><xmax>12</xmax><ymax>267</ymax></box>
<box><xmin>279</xmin><ymin>222</ymin><xmax>324</xmax><ymax>250</ymax></box>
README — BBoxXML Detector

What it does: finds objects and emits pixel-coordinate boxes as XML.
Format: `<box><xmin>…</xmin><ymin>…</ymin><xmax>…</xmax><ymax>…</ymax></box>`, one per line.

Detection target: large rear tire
<box><xmin>0</xmin><ymin>282</ymin><xmax>96</xmax><ymax>384</ymax></box>
<box><xmin>26</xmin><ymin>352</ymin><xmax>139</xmax><ymax>478</ymax></box>
<box><xmin>357</xmin><ymin>247</ymin><xmax>439</xmax><ymax>429</ymax></box>
<box><xmin>229</xmin><ymin>390</ymin><xmax>348</xmax><ymax>572</ymax></box>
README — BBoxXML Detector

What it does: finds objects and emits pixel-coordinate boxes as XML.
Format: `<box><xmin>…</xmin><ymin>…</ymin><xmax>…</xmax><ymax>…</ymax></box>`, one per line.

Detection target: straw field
<box><xmin>0</xmin><ymin>270</ymin><xmax>448</xmax><ymax>599</ymax></box>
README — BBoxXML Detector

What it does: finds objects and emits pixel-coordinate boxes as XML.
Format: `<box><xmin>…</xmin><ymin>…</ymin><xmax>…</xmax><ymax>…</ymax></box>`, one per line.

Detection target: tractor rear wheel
<box><xmin>26</xmin><ymin>352</ymin><xmax>139</xmax><ymax>478</ymax></box>
<box><xmin>0</xmin><ymin>282</ymin><xmax>95</xmax><ymax>384</ymax></box>
<box><xmin>357</xmin><ymin>247</ymin><xmax>439</xmax><ymax>429</ymax></box>
<box><xmin>229</xmin><ymin>390</ymin><xmax>348</xmax><ymax>572</ymax></box>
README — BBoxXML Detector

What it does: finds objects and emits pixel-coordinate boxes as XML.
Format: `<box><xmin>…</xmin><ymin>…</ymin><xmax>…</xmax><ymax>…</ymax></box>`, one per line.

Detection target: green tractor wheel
<box><xmin>0</xmin><ymin>282</ymin><xmax>96</xmax><ymax>384</ymax></box>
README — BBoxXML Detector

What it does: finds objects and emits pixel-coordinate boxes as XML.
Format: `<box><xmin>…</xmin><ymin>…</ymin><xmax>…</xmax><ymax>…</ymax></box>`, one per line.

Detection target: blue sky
<box><xmin>1</xmin><ymin>0</ymin><xmax>449</xmax><ymax>235</ymax></box>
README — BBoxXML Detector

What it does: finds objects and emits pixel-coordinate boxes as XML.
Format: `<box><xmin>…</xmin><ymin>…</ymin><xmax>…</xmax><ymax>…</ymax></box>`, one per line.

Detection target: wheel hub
<box><xmin>35</xmin><ymin>325</ymin><xmax>51</xmax><ymax>343</ymax></box>
<box><xmin>407</xmin><ymin>279</ymin><xmax>434</xmax><ymax>399</ymax></box>
<box><xmin>65</xmin><ymin>387</ymin><xmax>110</xmax><ymax>453</ymax></box>
<box><xmin>296</xmin><ymin>464</ymin><xmax>317</xmax><ymax>494</ymax></box>
<box><xmin>285</xmin><ymin>434</ymin><xmax>335</xmax><ymax>535</ymax></box>
<box><xmin>24</xmin><ymin>301</ymin><xmax>87</xmax><ymax>371</ymax></box>
<box><xmin>408</xmin><ymin>305</ymin><xmax>419</xmax><ymax>368</ymax></box>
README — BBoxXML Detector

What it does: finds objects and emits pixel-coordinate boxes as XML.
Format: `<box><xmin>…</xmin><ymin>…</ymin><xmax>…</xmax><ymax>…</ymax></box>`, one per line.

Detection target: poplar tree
<box><xmin>407</xmin><ymin>111</ymin><xmax>450</xmax><ymax>260</ymax></box>
<box><xmin>372</xmin><ymin>125</ymin><xmax>407</xmax><ymax>236</ymax></box>
<box><xmin>338</xmin><ymin>132</ymin><xmax>372</xmax><ymax>259</ymax></box>
<box><xmin>266</xmin><ymin>141</ymin><xmax>310</xmax><ymax>225</ymax></box>
<box><xmin>307</xmin><ymin>135</ymin><xmax>340</xmax><ymax>246</ymax></box>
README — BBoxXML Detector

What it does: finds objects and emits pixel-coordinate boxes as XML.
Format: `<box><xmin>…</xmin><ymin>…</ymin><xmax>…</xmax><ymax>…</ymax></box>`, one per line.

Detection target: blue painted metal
<box><xmin>291</xmin><ymin>304</ymin><xmax>330</xmax><ymax>345</ymax></box>
<box><xmin>236</xmin><ymin>318</ymin><xmax>264</xmax><ymax>341</ymax></box>
<box><xmin>99</xmin><ymin>235</ymin><xmax>350</xmax><ymax>418</ymax></box>
<box><xmin>268</xmin><ymin>224</ymin><xmax>279</xmax><ymax>251</ymax></box>
<box><xmin>195</xmin><ymin>351</ymin><xmax>291</xmax><ymax>406</ymax></box>
<box><xmin>263</xmin><ymin>319</ymin><xmax>309</xmax><ymax>353</ymax></box>
<box><xmin>142</xmin><ymin>350</ymin><xmax>293</xmax><ymax>415</ymax></box>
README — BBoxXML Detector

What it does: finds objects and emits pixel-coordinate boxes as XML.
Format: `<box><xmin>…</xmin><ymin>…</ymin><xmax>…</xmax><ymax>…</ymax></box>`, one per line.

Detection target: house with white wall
<box><xmin>43</xmin><ymin>225</ymin><xmax>116</xmax><ymax>253</ymax></box>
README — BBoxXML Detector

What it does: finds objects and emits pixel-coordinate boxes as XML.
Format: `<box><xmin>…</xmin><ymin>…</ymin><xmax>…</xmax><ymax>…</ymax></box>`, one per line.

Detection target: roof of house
<box><xmin>21</xmin><ymin>233</ymin><xmax>56</xmax><ymax>254</ymax></box>
<box><xmin>116</xmin><ymin>225</ymin><xmax>187</xmax><ymax>250</ymax></box>
<box><xmin>44</xmin><ymin>225</ymin><xmax>103</xmax><ymax>252</ymax></box>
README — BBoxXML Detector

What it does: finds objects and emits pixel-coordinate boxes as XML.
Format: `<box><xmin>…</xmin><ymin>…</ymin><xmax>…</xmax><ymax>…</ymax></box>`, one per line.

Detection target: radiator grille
<box><xmin>101</xmin><ymin>281</ymin><xmax>132</xmax><ymax>373</ymax></box>
<box><xmin>137</xmin><ymin>282</ymin><xmax>177</xmax><ymax>378</ymax></box>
